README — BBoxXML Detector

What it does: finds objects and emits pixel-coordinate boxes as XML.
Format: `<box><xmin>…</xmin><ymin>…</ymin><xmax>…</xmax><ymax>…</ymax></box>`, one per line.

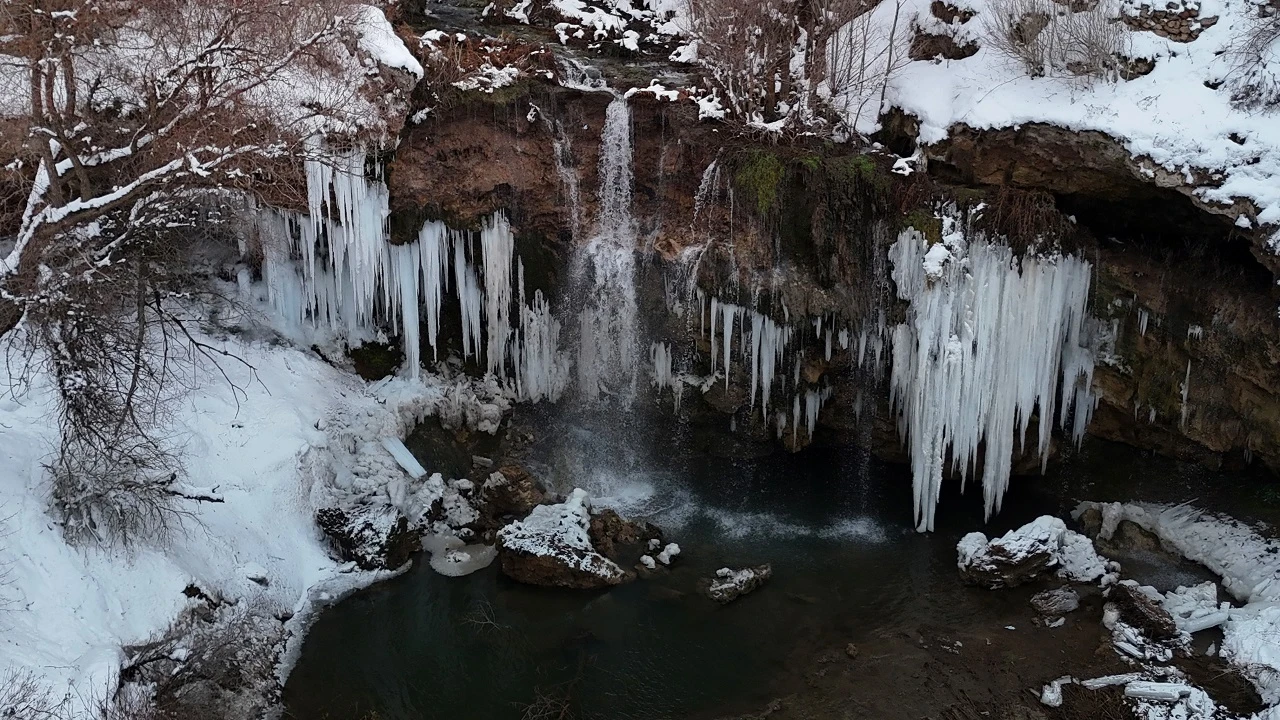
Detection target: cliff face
<box><xmin>385</xmin><ymin>74</ymin><xmax>1280</xmax><ymax>476</ymax></box>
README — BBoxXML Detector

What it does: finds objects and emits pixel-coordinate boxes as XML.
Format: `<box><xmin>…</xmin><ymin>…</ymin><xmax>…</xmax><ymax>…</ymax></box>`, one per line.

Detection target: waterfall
<box><xmin>572</xmin><ymin>95</ymin><xmax>641</xmax><ymax>404</ymax></box>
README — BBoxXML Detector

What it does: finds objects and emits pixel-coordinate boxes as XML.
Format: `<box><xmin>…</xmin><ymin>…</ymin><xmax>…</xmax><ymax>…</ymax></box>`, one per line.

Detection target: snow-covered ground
<box><xmin>0</xmin><ymin>312</ymin><xmax>505</xmax><ymax>714</ymax></box>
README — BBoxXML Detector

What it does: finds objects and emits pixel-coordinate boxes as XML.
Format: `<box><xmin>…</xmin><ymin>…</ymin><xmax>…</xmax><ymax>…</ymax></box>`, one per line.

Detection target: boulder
<box><xmin>957</xmin><ymin>517</ymin><xmax>1065</xmax><ymax>588</ymax></box>
<box><xmin>1031</xmin><ymin>587</ymin><xmax>1081</xmax><ymax>616</ymax></box>
<box><xmin>1110</xmin><ymin>582</ymin><xmax>1179</xmax><ymax>641</ymax></box>
<box><xmin>315</xmin><ymin>503</ymin><xmax>420</xmax><ymax>571</ymax></box>
<box><xmin>480</xmin><ymin>465</ymin><xmax>546</xmax><ymax>520</ymax></box>
<box><xmin>588</xmin><ymin>508</ymin><xmax>663</xmax><ymax>564</ymax></box>
<box><xmin>496</xmin><ymin>489</ymin><xmax>632</xmax><ymax>589</ymax></box>
<box><xmin>701</xmin><ymin>565</ymin><xmax>773</xmax><ymax>604</ymax></box>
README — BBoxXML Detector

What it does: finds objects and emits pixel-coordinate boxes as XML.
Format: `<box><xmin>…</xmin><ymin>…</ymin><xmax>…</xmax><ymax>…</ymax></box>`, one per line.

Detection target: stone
<box><xmin>480</xmin><ymin>465</ymin><xmax>546</xmax><ymax>519</ymax></box>
<box><xmin>1031</xmin><ymin>587</ymin><xmax>1081</xmax><ymax>616</ymax></box>
<box><xmin>315</xmin><ymin>503</ymin><xmax>420</xmax><ymax>571</ymax></box>
<box><xmin>701</xmin><ymin>564</ymin><xmax>773</xmax><ymax>604</ymax></box>
<box><xmin>957</xmin><ymin>517</ymin><xmax>1065</xmax><ymax>589</ymax></box>
<box><xmin>1110</xmin><ymin>582</ymin><xmax>1179</xmax><ymax>641</ymax></box>
<box><xmin>588</xmin><ymin>507</ymin><xmax>663</xmax><ymax>564</ymax></box>
<box><xmin>496</xmin><ymin>489</ymin><xmax>633</xmax><ymax>590</ymax></box>
<box><xmin>845</xmin><ymin>643</ymin><xmax>860</xmax><ymax>659</ymax></box>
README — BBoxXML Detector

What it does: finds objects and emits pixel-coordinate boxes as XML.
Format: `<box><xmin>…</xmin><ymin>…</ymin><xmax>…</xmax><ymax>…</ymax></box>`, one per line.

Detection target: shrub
<box><xmin>984</xmin><ymin>0</ymin><xmax>1130</xmax><ymax>80</ymax></box>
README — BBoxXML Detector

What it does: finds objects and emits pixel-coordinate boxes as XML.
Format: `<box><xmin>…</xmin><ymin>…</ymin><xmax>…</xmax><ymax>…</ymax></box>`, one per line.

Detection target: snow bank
<box><xmin>0</xmin><ymin>312</ymin><xmax>515</xmax><ymax>713</ymax></box>
<box><xmin>1077</xmin><ymin>502</ymin><xmax>1280</xmax><ymax>703</ymax></box>
<box><xmin>353</xmin><ymin>4</ymin><xmax>424</xmax><ymax>79</ymax></box>
<box><xmin>0</xmin><ymin>335</ymin><xmax>367</xmax><ymax>710</ymax></box>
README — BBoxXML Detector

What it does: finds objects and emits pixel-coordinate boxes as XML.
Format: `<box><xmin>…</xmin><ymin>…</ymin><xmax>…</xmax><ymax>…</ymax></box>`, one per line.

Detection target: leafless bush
<box><xmin>1224</xmin><ymin>6</ymin><xmax>1280</xmax><ymax>109</ymax></box>
<box><xmin>114</xmin><ymin>602</ymin><xmax>283</xmax><ymax>720</ymax></box>
<box><xmin>984</xmin><ymin>0</ymin><xmax>1130</xmax><ymax>79</ymax></box>
<box><xmin>0</xmin><ymin>669</ymin><xmax>65</xmax><ymax>720</ymax></box>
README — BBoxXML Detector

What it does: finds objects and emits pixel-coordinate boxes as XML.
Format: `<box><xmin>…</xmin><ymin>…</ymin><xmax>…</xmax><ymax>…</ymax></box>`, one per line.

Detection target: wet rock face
<box><xmin>315</xmin><ymin>504</ymin><xmax>420</xmax><ymax>571</ymax></box>
<box><xmin>389</xmin><ymin>74</ymin><xmax>1280</xmax><ymax>475</ymax></box>
<box><xmin>480</xmin><ymin>465</ymin><xmax>546</xmax><ymax>520</ymax></box>
<box><xmin>588</xmin><ymin>508</ymin><xmax>664</xmax><ymax>566</ymax></box>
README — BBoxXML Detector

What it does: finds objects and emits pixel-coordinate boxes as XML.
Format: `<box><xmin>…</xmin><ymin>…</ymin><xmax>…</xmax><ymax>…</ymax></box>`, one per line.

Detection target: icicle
<box><xmin>887</xmin><ymin>230</ymin><xmax>1095</xmax><ymax>532</ymax></box>
<box><xmin>1138</xmin><ymin>308</ymin><xmax>1150</xmax><ymax>337</ymax></box>
<box><xmin>838</xmin><ymin>328</ymin><xmax>850</xmax><ymax>350</ymax></box>
<box><xmin>419</xmin><ymin>221</ymin><xmax>449</xmax><ymax>361</ymax></box>
<box><xmin>721</xmin><ymin>302</ymin><xmax>736</xmax><ymax>389</ymax></box>
<box><xmin>824</xmin><ymin>328</ymin><xmax>833</xmax><ymax>361</ymax></box>
<box><xmin>652</xmin><ymin>342</ymin><xmax>674</xmax><ymax>391</ymax></box>
<box><xmin>454</xmin><ymin>236</ymin><xmax>483</xmax><ymax>360</ymax></box>
<box><xmin>1180</xmin><ymin>360</ymin><xmax>1192</xmax><ymax>430</ymax></box>
<box><xmin>481</xmin><ymin>214</ymin><xmax>515</xmax><ymax>377</ymax></box>
<box><xmin>514</xmin><ymin>268</ymin><xmax>569</xmax><ymax>403</ymax></box>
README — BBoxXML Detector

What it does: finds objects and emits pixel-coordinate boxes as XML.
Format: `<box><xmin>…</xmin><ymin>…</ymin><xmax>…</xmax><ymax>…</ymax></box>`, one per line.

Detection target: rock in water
<box><xmin>1110</xmin><ymin>582</ymin><xmax>1179</xmax><ymax>641</ymax></box>
<box><xmin>315</xmin><ymin>504</ymin><xmax>419</xmax><ymax>571</ymax></box>
<box><xmin>496</xmin><ymin>489</ymin><xmax>632</xmax><ymax>589</ymax></box>
<box><xmin>957</xmin><ymin>517</ymin><xmax>1065</xmax><ymax>588</ymax></box>
<box><xmin>1031</xmin><ymin>587</ymin><xmax>1081</xmax><ymax>616</ymax></box>
<box><xmin>588</xmin><ymin>508</ymin><xmax>663</xmax><ymax>565</ymax></box>
<box><xmin>701</xmin><ymin>565</ymin><xmax>772</xmax><ymax>603</ymax></box>
<box><xmin>481</xmin><ymin>465</ymin><xmax>546</xmax><ymax>519</ymax></box>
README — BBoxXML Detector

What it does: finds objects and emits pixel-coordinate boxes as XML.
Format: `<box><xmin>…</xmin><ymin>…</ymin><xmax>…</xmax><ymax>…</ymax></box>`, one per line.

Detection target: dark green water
<box><xmin>282</xmin><ymin>430</ymin><xmax>1270</xmax><ymax>720</ymax></box>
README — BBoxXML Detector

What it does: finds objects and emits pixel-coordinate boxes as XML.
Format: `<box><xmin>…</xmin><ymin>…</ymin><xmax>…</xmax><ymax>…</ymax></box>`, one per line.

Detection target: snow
<box><xmin>1076</xmin><ymin>502</ymin><xmax>1280</xmax><ymax>703</ymax></box>
<box><xmin>958</xmin><ymin>515</ymin><xmax>1112</xmax><ymax>582</ymax></box>
<box><xmin>352</xmin><ymin>4</ymin><xmax>424</xmax><ymax>79</ymax></box>
<box><xmin>0</xmin><ymin>331</ymin><xmax>406</xmax><ymax>710</ymax></box>
<box><xmin>657</xmin><ymin>542</ymin><xmax>680</xmax><ymax>565</ymax></box>
<box><xmin>890</xmin><ymin>229</ymin><xmax>1096</xmax><ymax>531</ymax></box>
<box><xmin>856</xmin><ymin>0</ymin><xmax>1280</xmax><ymax>236</ymax></box>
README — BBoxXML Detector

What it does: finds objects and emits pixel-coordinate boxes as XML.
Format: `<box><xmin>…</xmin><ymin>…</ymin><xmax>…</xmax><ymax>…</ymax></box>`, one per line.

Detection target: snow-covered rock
<box><xmin>1031</xmin><ymin>587</ymin><xmax>1081</xmax><ymax>617</ymax></box>
<box><xmin>1110</xmin><ymin>581</ymin><xmax>1180</xmax><ymax>642</ymax></box>
<box><xmin>958</xmin><ymin>516</ymin><xmax>1107</xmax><ymax>588</ymax></box>
<box><xmin>496</xmin><ymin>489</ymin><xmax>631</xmax><ymax>589</ymax></box>
<box><xmin>315</xmin><ymin>503</ymin><xmax>418</xmax><ymax>571</ymax></box>
<box><xmin>702</xmin><ymin>565</ymin><xmax>772</xmax><ymax>604</ymax></box>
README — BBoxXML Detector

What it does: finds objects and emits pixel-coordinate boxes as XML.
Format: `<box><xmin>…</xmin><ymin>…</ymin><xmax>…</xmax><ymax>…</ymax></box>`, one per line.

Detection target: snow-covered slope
<box><xmin>874</xmin><ymin>0</ymin><xmax>1277</xmax><ymax>228</ymax></box>
<box><xmin>0</xmin><ymin>321</ymin><xmax>499</xmax><ymax>713</ymax></box>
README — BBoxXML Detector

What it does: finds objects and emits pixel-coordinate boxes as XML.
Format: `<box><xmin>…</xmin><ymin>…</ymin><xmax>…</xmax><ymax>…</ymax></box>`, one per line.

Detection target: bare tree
<box><xmin>681</xmin><ymin>0</ymin><xmax>907</xmax><ymax>132</ymax></box>
<box><xmin>0</xmin><ymin>0</ymin><xmax>414</xmax><ymax>544</ymax></box>
<box><xmin>0</xmin><ymin>669</ymin><xmax>65</xmax><ymax>720</ymax></box>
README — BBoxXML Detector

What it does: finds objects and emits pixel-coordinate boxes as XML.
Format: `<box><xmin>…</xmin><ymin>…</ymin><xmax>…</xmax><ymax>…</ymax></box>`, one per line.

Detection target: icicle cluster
<box><xmin>260</xmin><ymin>142</ymin><xmax>568</xmax><ymax>398</ymax></box>
<box><xmin>888</xmin><ymin>230</ymin><xmax>1097</xmax><ymax>532</ymax></box>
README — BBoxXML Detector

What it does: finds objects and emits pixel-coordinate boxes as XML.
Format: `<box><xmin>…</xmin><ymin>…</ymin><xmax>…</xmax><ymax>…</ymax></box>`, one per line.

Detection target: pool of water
<box><xmin>283</xmin><ymin>412</ymin><xmax>1085</xmax><ymax>720</ymax></box>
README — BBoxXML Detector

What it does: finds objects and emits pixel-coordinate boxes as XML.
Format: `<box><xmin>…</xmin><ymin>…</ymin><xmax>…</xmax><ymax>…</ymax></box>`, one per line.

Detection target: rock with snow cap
<box><xmin>701</xmin><ymin>565</ymin><xmax>772</xmax><ymax>604</ymax></box>
<box><xmin>496</xmin><ymin>489</ymin><xmax>632</xmax><ymax>589</ymax></box>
